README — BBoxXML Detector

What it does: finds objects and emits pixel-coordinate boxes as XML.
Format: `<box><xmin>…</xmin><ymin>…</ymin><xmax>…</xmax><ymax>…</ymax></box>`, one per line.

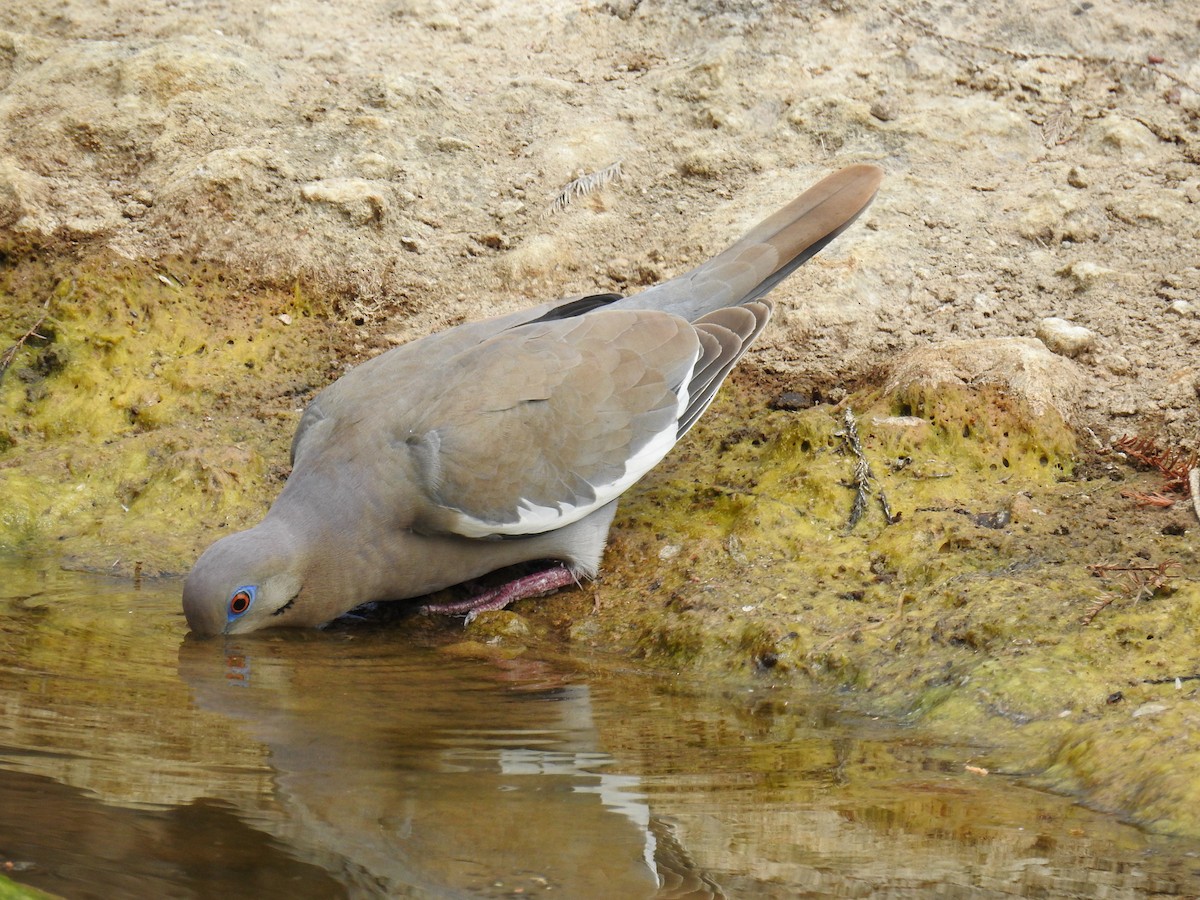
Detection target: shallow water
<box><xmin>1</xmin><ymin>557</ymin><xmax>1198</xmax><ymax>899</ymax></box>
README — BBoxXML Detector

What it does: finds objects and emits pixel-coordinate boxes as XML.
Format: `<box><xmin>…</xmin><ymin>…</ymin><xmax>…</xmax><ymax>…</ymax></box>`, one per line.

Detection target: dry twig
<box><xmin>0</xmin><ymin>300</ymin><xmax>50</xmax><ymax>389</ymax></box>
<box><xmin>1081</xmin><ymin>560</ymin><xmax>1178</xmax><ymax>625</ymax></box>
<box><xmin>1119</xmin><ymin>490</ymin><xmax>1177</xmax><ymax>508</ymax></box>
<box><xmin>1114</xmin><ymin>434</ymin><xmax>1198</xmax><ymax>494</ymax></box>
<box><xmin>1142</xmin><ymin>674</ymin><xmax>1200</xmax><ymax>685</ymax></box>
<box><xmin>840</xmin><ymin>408</ymin><xmax>899</xmax><ymax>529</ymax></box>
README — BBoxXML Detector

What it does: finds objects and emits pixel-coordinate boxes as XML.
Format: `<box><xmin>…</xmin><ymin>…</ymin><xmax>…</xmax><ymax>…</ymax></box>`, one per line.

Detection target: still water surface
<box><xmin>1</xmin><ymin>556</ymin><xmax>1198</xmax><ymax>898</ymax></box>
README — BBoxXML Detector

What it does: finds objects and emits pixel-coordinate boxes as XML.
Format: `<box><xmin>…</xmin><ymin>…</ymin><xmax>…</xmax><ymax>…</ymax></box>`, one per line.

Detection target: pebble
<box><xmin>1036</xmin><ymin>317</ymin><xmax>1095</xmax><ymax>358</ymax></box>
<box><xmin>1131</xmin><ymin>702</ymin><xmax>1169</xmax><ymax>719</ymax></box>
<box><xmin>1059</xmin><ymin>260</ymin><xmax>1114</xmax><ymax>290</ymax></box>
<box><xmin>770</xmin><ymin>391</ymin><xmax>813</xmax><ymax>411</ymax></box>
<box><xmin>494</xmin><ymin>199</ymin><xmax>524</xmax><ymax>220</ymax></box>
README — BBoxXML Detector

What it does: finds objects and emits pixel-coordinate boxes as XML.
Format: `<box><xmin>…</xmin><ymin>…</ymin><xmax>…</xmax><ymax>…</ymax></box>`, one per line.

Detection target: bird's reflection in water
<box><xmin>178</xmin><ymin>634</ymin><xmax>721</xmax><ymax>898</ymax></box>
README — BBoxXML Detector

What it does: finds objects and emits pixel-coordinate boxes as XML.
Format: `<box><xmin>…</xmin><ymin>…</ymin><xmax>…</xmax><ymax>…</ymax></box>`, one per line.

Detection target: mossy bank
<box><xmin>2</xmin><ymin>251</ymin><xmax>1198</xmax><ymax>839</ymax></box>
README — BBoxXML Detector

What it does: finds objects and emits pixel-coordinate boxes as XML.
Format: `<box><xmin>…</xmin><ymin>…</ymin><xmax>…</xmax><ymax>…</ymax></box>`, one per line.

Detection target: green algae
<box><xmin>0</xmin><ymin>249</ymin><xmax>346</xmax><ymax>573</ymax></box>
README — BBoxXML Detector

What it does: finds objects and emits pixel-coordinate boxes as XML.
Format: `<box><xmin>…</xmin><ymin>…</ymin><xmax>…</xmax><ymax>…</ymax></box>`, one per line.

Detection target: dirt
<box><xmin>1</xmin><ymin>0</ymin><xmax>1199</xmax><ymax>837</ymax></box>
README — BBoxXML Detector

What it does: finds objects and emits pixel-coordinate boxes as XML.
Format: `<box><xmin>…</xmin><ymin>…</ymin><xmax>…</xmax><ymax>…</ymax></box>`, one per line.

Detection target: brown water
<box><xmin>1</xmin><ymin>556</ymin><xmax>1198</xmax><ymax>899</ymax></box>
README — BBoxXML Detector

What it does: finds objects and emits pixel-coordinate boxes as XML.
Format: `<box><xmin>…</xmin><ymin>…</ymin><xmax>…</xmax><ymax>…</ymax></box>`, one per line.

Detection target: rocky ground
<box><xmin>1</xmin><ymin>0</ymin><xmax>1199</xmax><ymax>837</ymax></box>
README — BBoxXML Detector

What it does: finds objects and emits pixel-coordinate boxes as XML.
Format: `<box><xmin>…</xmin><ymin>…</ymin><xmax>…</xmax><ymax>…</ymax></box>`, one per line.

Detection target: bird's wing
<box><xmin>398</xmin><ymin>305</ymin><xmax>767</xmax><ymax>538</ymax></box>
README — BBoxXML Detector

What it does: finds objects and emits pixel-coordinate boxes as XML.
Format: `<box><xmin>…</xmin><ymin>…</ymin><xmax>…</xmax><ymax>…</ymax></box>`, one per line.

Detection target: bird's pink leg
<box><xmin>419</xmin><ymin>565</ymin><xmax>578</xmax><ymax>623</ymax></box>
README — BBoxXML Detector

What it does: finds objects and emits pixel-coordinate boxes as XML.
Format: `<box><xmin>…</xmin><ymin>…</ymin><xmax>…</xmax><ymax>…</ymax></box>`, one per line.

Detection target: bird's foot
<box><xmin>419</xmin><ymin>565</ymin><xmax>578</xmax><ymax>625</ymax></box>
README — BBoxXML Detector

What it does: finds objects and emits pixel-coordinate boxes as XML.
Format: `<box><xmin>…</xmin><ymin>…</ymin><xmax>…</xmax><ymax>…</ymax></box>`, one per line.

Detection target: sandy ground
<box><xmin>2</xmin><ymin>0</ymin><xmax>1200</xmax><ymax>837</ymax></box>
<box><xmin>2</xmin><ymin>0</ymin><xmax>1198</xmax><ymax>441</ymax></box>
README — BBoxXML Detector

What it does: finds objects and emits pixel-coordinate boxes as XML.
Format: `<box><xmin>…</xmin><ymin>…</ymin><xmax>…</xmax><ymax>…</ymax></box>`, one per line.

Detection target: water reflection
<box><xmin>177</xmin><ymin>637</ymin><xmax>664</xmax><ymax>896</ymax></box>
<box><xmin>1</xmin><ymin>556</ymin><xmax>1199</xmax><ymax>898</ymax></box>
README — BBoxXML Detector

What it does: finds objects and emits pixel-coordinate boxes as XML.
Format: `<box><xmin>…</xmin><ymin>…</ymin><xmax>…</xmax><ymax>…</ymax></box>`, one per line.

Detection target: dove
<box><xmin>183</xmin><ymin>164</ymin><xmax>882</xmax><ymax>635</ymax></box>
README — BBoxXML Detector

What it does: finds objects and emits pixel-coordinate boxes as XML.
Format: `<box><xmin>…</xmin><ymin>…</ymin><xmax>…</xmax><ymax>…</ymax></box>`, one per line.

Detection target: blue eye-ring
<box><xmin>227</xmin><ymin>585</ymin><xmax>257</xmax><ymax>622</ymax></box>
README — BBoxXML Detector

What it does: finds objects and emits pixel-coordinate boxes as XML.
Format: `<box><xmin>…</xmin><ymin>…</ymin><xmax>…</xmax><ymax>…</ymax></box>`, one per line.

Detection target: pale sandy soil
<box><xmin>2</xmin><ymin>0</ymin><xmax>1198</xmax><ymax>442</ymax></box>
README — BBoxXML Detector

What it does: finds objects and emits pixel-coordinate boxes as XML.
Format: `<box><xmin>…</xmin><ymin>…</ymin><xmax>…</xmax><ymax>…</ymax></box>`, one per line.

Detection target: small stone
<box><xmin>354</xmin><ymin>152</ymin><xmax>393</xmax><ymax>178</ymax></box>
<box><xmin>1131</xmin><ymin>702</ymin><xmax>1169</xmax><ymax>718</ymax></box>
<box><xmin>1168</xmin><ymin>299</ymin><xmax>1194</xmax><ymax>316</ymax></box>
<box><xmin>1110</xmin><ymin>393</ymin><xmax>1140</xmax><ymax>416</ymax></box>
<box><xmin>1008</xmin><ymin>494</ymin><xmax>1041</xmax><ymax>523</ymax></box>
<box><xmin>970</xmin><ymin>509</ymin><xmax>1011</xmax><ymax>529</ymax></box>
<box><xmin>436</xmin><ymin>136</ymin><xmax>473</xmax><ymax>152</ymax></box>
<box><xmin>278</xmin><ymin>313</ymin><xmax>292</xmax><ymax>325</ymax></box>
<box><xmin>494</xmin><ymin>199</ymin><xmax>524</xmax><ymax>220</ymax></box>
<box><xmin>1066</xmin><ymin>166</ymin><xmax>1089</xmax><ymax>188</ymax></box>
<box><xmin>605</xmin><ymin>258</ymin><xmax>631</xmax><ymax>282</ymax></box>
<box><xmin>1036</xmin><ymin>317</ymin><xmax>1095</xmax><ymax>358</ymax></box>
<box><xmin>1099</xmin><ymin>353</ymin><xmax>1132</xmax><ymax>375</ymax></box>
<box><xmin>869</xmin><ymin>96</ymin><xmax>897</xmax><ymax>122</ymax></box>
<box><xmin>770</xmin><ymin>391</ymin><xmax>813</xmax><ymax>411</ymax></box>
<box><xmin>871</xmin><ymin>415</ymin><xmax>927</xmax><ymax>429</ymax></box>
<box><xmin>1059</xmin><ymin>260</ymin><xmax>1115</xmax><ymax>290</ymax></box>
<box><xmin>1092</xmin><ymin>114</ymin><xmax>1159</xmax><ymax>155</ymax></box>
<box><xmin>300</xmin><ymin>178</ymin><xmax>387</xmax><ymax>225</ymax></box>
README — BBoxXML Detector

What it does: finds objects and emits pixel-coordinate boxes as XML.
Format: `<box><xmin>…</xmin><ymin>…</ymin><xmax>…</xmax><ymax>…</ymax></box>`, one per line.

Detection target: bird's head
<box><xmin>183</xmin><ymin>523</ymin><xmax>306</xmax><ymax>636</ymax></box>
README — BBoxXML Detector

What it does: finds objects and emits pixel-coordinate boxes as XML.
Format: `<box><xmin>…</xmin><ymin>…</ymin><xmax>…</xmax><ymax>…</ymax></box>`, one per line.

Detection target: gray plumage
<box><xmin>183</xmin><ymin>164</ymin><xmax>882</xmax><ymax>636</ymax></box>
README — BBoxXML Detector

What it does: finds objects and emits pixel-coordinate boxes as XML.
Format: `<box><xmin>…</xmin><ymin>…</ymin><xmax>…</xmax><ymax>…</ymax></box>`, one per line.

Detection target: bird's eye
<box><xmin>228</xmin><ymin>585</ymin><xmax>256</xmax><ymax>620</ymax></box>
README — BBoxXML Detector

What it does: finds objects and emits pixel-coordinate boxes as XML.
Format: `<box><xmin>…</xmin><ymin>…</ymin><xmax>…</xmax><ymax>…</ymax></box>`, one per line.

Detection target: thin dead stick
<box><xmin>0</xmin><ymin>300</ymin><xmax>50</xmax><ymax>388</ymax></box>
<box><xmin>1190</xmin><ymin>468</ymin><xmax>1199</xmax><ymax>524</ymax></box>
<box><xmin>841</xmin><ymin>408</ymin><xmax>898</xmax><ymax>529</ymax></box>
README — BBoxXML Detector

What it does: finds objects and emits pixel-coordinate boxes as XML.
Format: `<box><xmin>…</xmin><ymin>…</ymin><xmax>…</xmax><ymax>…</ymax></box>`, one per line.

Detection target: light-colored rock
<box><xmin>1089</xmin><ymin>114</ymin><xmax>1160</xmax><ymax>157</ymax></box>
<box><xmin>1059</xmin><ymin>260</ymin><xmax>1115</xmax><ymax>291</ymax></box>
<box><xmin>0</xmin><ymin>156</ymin><xmax>50</xmax><ymax>231</ymax></box>
<box><xmin>884</xmin><ymin>337</ymin><xmax>1084</xmax><ymax>423</ymax></box>
<box><xmin>1018</xmin><ymin>189</ymin><xmax>1100</xmax><ymax>244</ymax></box>
<box><xmin>1037</xmin><ymin>317</ymin><xmax>1096</xmax><ymax>358</ymax></box>
<box><xmin>301</xmin><ymin>178</ymin><xmax>388</xmax><ymax>225</ymax></box>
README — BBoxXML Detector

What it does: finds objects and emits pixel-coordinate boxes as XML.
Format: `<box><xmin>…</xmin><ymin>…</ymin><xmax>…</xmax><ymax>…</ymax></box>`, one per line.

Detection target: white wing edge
<box><xmin>445</xmin><ymin>352</ymin><xmax>697</xmax><ymax>538</ymax></box>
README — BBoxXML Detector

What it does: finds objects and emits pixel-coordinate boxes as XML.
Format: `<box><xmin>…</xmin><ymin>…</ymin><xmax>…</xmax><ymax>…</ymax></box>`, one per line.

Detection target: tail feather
<box><xmin>678</xmin><ymin>300</ymin><xmax>773</xmax><ymax>436</ymax></box>
<box><xmin>624</xmin><ymin>164</ymin><xmax>882</xmax><ymax>322</ymax></box>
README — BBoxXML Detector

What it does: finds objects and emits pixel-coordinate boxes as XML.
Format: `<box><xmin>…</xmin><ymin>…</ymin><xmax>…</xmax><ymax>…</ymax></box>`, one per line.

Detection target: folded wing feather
<box><xmin>403</xmin><ymin>304</ymin><xmax>765</xmax><ymax>538</ymax></box>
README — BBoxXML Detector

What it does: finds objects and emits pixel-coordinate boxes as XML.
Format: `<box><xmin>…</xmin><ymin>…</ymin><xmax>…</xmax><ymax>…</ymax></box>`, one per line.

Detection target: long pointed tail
<box><xmin>627</xmin><ymin>164</ymin><xmax>883</xmax><ymax>322</ymax></box>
